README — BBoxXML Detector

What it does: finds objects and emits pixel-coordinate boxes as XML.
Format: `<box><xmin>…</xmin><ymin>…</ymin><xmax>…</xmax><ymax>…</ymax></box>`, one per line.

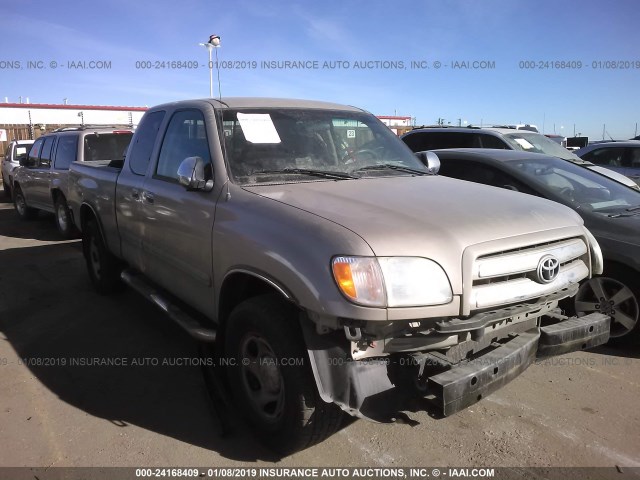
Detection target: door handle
<box><xmin>131</xmin><ymin>189</ymin><xmax>140</xmax><ymax>199</ymax></box>
<box><xmin>142</xmin><ymin>191</ymin><xmax>154</xmax><ymax>204</ymax></box>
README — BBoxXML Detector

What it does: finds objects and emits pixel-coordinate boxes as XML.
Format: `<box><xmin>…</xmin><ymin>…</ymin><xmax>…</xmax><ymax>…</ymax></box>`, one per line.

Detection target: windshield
<box><xmin>507</xmin><ymin>156</ymin><xmax>640</xmax><ymax>213</ymax></box>
<box><xmin>83</xmin><ymin>132</ymin><xmax>133</xmax><ymax>161</ymax></box>
<box><xmin>220</xmin><ymin>108</ymin><xmax>426</xmax><ymax>185</ymax></box>
<box><xmin>503</xmin><ymin>132</ymin><xmax>581</xmax><ymax>162</ymax></box>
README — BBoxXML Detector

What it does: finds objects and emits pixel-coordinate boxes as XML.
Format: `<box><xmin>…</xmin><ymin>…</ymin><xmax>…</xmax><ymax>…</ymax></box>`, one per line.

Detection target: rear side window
<box><xmin>128</xmin><ymin>111</ymin><xmax>166</xmax><ymax>176</ymax></box>
<box><xmin>479</xmin><ymin>134</ymin><xmax>509</xmax><ymax>149</ymax></box>
<box><xmin>39</xmin><ymin>137</ymin><xmax>55</xmax><ymax>166</ymax></box>
<box><xmin>83</xmin><ymin>132</ymin><xmax>133</xmax><ymax>162</ymax></box>
<box><xmin>54</xmin><ymin>135</ymin><xmax>79</xmax><ymax>169</ymax></box>
<box><xmin>403</xmin><ymin>132</ymin><xmax>480</xmax><ymax>151</ymax></box>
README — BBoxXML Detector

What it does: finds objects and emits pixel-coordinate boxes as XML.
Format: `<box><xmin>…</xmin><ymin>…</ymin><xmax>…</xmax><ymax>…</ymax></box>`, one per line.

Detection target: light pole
<box><xmin>199</xmin><ymin>34</ymin><xmax>221</xmax><ymax>98</ymax></box>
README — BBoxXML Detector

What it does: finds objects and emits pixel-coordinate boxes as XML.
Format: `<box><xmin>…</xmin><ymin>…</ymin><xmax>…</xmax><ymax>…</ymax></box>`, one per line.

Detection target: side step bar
<box><xmin>121</xmin><ymin>270</ymin><xmax>217</xmax><ymax>343</ymax></box>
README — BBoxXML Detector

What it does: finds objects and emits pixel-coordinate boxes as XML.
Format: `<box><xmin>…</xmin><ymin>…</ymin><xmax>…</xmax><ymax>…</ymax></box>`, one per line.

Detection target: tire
<box><xmin>2</xmin><ymin>179</ymin><xmax>11</xmax><ymax>199</ymax></box>
<box><xmin>13</xmin><ymin>185</ymin><xmax>38</xmax><ymax>220</ymax></box>
<box><xmin>54</xmin><ymin>195</ymin><xmax>77</xmax><ymax>239</ymax></box>
<box><xmin>224</xmin><ymin>294</ymin><xmax>343</xmax><ymax>453</ymax></box>
<box><xmin>574</xmin><ymin>266</ymin><xmax>640</xmax><ymax>344</ymax></box>
<box><xmin>82</xmin><ymin>219</ymin><xmax>123</xmax><ymax>294</ymax></box>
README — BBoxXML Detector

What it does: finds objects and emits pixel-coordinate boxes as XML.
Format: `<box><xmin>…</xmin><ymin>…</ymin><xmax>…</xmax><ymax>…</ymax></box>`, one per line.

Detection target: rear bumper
<box><xmin>428</xmin><ymin>312</ymin><xmax>610</xmax><ymax>416</ymax></box>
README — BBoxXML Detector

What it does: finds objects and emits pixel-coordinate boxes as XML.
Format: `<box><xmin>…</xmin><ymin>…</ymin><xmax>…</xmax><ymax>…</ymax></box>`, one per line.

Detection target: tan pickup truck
<box><xmin>67</xmin><ymin>98</ymin><xmax>610</xmax><ymax>453</ymax></box>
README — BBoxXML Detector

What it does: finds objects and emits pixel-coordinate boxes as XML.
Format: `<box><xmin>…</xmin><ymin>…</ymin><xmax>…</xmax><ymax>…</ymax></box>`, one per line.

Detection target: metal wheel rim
<box><xmin>89</xmin><ymin>236</ymin><xmax>102</xmax><ymax>280</ymax></box>
<box><xmin>57</xmin><ymin>204</ymin><xmax>68</xmax><ymax>231</ymax></box>
<box><xmin>239</xmin><ymin>333</ymin><xmax>285</xmax><ymax>423</ymax></box>
<box><xmin>15</xmin><ymin>193</ymin><xmax>26</xmax><ymax>216</ymax></box>
<box><xmin>575</xmin><ymin>277</ymin><xmax>639</xmax><ymax>338</ymax></box>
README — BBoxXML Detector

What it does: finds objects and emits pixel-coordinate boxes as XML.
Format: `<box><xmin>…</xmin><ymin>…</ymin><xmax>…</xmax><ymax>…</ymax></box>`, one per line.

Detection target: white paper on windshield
<box><xmin>237</xmin><ymin>113</ymin><xmax>281</xmax><ymax>144</ymax></box>
<box><xmin>514</xmin><ymin>138</ymin><xmax>535</xmax><ymax>150</ymax></box>
<box><xmin>15</xmin><ymin>147</ymin><xmax>27</xmax><ymax>155</ymax></box>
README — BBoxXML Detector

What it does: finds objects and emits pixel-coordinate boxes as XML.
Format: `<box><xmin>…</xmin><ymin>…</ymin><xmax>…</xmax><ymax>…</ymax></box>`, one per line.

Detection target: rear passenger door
<box><xmin>26</xmin><ymin>136</ymin><xmax>56</xmax><ymax>210</ymax></box>
<box><xmin>116</xmin><ymin>110</ymin><xmax>166</xmax><ymax>271</ymax></box>
<box><xmin>140</xmin><ymin>108</ymin><xmax>216</xmax><ymax>316</ymax></box>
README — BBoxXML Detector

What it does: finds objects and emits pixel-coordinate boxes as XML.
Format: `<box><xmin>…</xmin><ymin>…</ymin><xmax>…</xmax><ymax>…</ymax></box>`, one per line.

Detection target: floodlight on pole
<box><xmin>199</xmin><ymin>35</ymin><xmax>221</xmax><ymax>98</ymax></box>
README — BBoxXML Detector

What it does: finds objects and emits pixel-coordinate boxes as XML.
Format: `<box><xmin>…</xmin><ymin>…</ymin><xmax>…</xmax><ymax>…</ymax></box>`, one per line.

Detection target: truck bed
<box><xmin>68</xmin><ymin>161</ymin><xmax>122</xmax><ymax>254</ymax></box>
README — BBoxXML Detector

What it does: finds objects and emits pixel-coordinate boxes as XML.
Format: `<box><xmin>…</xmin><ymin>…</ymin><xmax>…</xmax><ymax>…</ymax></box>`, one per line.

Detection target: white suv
<box><xmin>2</xmin><ymin>139</ymin><xmax>35</xmax><ymax>197</ymax></box>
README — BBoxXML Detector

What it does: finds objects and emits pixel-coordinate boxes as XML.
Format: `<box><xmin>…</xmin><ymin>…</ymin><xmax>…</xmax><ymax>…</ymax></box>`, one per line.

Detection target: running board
<box><xmin>120</xmin><ymin>270</ymin><xmax>217</xmax><ymax>343</ymax></box>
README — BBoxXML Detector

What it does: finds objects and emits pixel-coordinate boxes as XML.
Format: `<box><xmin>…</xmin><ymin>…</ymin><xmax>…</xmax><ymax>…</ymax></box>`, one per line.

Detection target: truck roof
<box><xmin>151</xmin><ymin>97</ymin><xmax>365</xmax><ymax>112</ymax></box>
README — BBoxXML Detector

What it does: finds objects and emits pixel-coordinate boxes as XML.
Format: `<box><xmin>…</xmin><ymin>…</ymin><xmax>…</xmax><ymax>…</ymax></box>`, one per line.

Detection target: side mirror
<box><xmin>177</xmin><ymin>156</ymin><xmax>214</xmax><ymax>192</ymax></box>
<box><xmin>415</xmin><ymin>151</ymin><xmax>441</xmax><ymax>174</ymax></box>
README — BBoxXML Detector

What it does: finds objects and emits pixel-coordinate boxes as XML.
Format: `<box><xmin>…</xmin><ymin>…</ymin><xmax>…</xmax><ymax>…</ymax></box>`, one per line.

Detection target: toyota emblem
<box><xmin>535</xmin><ymin>255</ymin><xmax>560</xmax><ymax>284</ymax></box>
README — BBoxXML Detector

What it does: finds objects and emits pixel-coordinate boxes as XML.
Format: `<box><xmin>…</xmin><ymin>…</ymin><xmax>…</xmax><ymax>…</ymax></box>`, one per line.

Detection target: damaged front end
<box><xmin>301</xmin><ymin>284</ymin><xmax>610</xmax><ymax>421</ymax></box>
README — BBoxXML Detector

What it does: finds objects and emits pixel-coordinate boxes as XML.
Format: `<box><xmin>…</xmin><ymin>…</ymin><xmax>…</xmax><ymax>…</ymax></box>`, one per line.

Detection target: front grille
<box><xmin>469</xmin><ymin>237</ymin><xmax>589</xmax><ymax>310</ymax></box>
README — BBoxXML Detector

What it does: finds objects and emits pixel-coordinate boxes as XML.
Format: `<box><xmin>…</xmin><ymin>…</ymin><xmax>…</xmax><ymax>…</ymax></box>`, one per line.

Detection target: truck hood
<box><xmin>245</xmin><ymin>176</ymin><xmax>584</xmax><ymax>259</ymax></box>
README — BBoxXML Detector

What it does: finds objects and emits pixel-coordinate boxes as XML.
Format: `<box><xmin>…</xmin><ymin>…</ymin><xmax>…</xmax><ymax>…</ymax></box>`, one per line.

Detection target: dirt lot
<box><xmin>1</xmin><ymin>189</ymin><xmax>639</xmax><ymax>471</ymax></box>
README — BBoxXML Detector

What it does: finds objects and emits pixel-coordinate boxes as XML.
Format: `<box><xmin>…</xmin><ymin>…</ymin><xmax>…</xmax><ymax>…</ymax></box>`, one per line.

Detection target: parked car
<box><xmin>1</xmin><ymin>139</ymin><xmax>35</xmax><ymax>197</ymax></box>
<box><xmin>67</xmin><ymin>97</ymin><xmax>608</xmax><ymax>453</ymax></box>
<box><xmin>575</xmin><ymin>141</ymin><xmax>640</xmax><ymax>186</ymax></box>
<box><xmin>401</xmin><ymin>127</ymin><xmax>640</xmax><ymax>190</ymax></box>
<box><xmin>13</xmin><ymin>126</ymin><xmax>133</xmax><ymax>237</ymax></box>
<box><xmin>433</xmin><ymin>148</ymin><xmax>640</xmax><ymax>343</ymax></box>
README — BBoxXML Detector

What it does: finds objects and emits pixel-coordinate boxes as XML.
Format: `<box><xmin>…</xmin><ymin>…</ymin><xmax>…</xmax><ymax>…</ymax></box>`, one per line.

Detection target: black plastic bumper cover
<box><xmin>302</xmin><ymin>313</ymin><xmax>610</xmax><ymax>420</ymax></box>
<box><xmin>429</xmin><ymin>312</ymin><xmax>610</xmax><ymax>416</ymax></box>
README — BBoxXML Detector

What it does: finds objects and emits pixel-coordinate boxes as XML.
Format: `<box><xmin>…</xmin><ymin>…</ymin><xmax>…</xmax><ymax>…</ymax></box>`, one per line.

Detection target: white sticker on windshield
<box><xmin>15</xmin><ymin>147</ymin><xmax>27</xmax><ymax>155</ymax></box>
<box><xmin>514</xmin><ymin>138</ymin><xmax>535</xmax><ymax>150</ymax></box>
<box><xmin>237</xmin><ymin>113</ymin><xmax>281</xmax><ymax>144</ymax></box>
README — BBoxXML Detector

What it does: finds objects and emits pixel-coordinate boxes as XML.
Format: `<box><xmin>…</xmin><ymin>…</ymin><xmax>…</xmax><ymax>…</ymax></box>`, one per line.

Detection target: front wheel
<box><xmin>224</xmin><ymin>295</ymin><xmax>343</xmax><ymax>453</ymax></box>
<box><xmin>82</xmin><ymin>219</ymin><xmax>123</xmax><ymax>294</ymax></box>
<box><xmin>13</xmin><ymin>186</ymin><xmax>38</xmax><ymax>220</ymax></box>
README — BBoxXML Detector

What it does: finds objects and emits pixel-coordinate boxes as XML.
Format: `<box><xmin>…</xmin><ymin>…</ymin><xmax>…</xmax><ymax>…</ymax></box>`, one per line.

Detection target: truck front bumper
<box><xmin>302</xmin><ymin>312</ymin><xmax>610</xmax><ymax>420</ymax></box>
<box><xmin>428</xmin><ymin>312</ymin><xmax>610</xmax><ymax>415</ymax></box>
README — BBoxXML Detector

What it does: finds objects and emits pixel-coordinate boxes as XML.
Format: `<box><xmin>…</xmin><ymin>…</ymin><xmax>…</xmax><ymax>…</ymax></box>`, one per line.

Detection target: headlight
<box><xmin>583</xmin><ymin>228</ymin><xmax>603</xmax><ymax>275</ymax></box>
<box><xmin>332</xmin><ymin>256</ymin><xmax>453</xmax><ymax>307</ymax></box>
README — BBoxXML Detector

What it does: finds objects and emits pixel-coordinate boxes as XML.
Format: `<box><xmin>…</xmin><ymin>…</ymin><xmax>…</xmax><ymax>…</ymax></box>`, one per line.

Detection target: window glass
<box><xmin>129</xmin><ymin>111</ymin><xmax>165</xmax><ymax>176</ymax></box>
<box><xmin>27</xmin><ymin>138</ymin><xmax>44</xmax><ymax>164</ymax></box>
<box><xmin>156</xmin><ymin>110</ymin><xmax>210</xmax><ymax>180</ymax></box>
<box><xmin>582</xmin><ymin>147</ymin><xmax>626</xmax><ymax>167</ymax></box>
<box><xmin>222</xmin><ymin>108</ymin><xmax>423</xmax><ymax>184</ymax></box>
<box><xmin>480</xmin><ymin>134</ymin><xmax>509</xmax><ymax>149</ymax></box>
<box><xmin>84</xmin><ymin>132</ymin><xmax>132</xmax><ymax>162</ymax></box>
<box><xmin>438</xmin><ymin>158</ymin><xmax>537</xmax><ymax>195</ymax></box>
<box><xmin>39</xmin><ymin>137</ymin><xmax>54</xmax><ymax>166</ymax></box>
<box><xmin>54</xmin><ymin>135</ymin><xmax>79</xmax><ymax>170</ymax></box>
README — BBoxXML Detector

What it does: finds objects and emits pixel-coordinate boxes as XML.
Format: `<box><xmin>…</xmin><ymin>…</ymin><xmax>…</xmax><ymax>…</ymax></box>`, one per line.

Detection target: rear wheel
<box><xmin>224</xmin><ymin>295</ymin><xmax>343</xmax><ymax>453</ymax></box>
<box><xmin>54</xmin><ymin>196</ymin><xmax>77</xmax><ymax>239</ymax></box>
<box><xmin>575</xmin><ymin>268</ymin><xmax>639</xmax><ymax>344</ymax></box>
<box><xmin>83</xmin><ymin>219</ymin><xmax>122</xmax><ymax>294</ymax></box>
<box><xmin>13</xmin><ymin>185</ymin><xmax>38</xmax><ymax>220</ymax></box>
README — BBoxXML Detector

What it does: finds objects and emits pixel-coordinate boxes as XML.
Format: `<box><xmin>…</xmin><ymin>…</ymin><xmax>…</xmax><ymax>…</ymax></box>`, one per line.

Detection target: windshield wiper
<box><xmin>352</xmin><ymin>164</ymin><xmax>431</xmax><ymax>176</ymax></box>
<box><xmin>251</xmin><ymin>168</ymin><xmax>357</xmax><ymax>180</ymax></box>
<box><xmin>608</xmin><ymin>205</ymin><xmax>640</xmax><ymax>217</ymax></box>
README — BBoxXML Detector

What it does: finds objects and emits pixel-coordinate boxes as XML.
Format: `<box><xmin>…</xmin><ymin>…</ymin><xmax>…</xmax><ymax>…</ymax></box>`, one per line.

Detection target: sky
<box><xmin>1</xmin><ymin>0</ymin><xmax>639</xmax><ymax>140</ymax></box>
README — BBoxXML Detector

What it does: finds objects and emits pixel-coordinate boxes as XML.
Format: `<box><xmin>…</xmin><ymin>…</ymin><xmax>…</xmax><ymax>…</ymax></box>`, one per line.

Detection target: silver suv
<box><xmin>13</xmin><ymin>126</ymin><xmax>132</xmax><ymax>237</ymax></box>
<box><xmin>401</xmin><ymin>126</ymin><xmax>639</xmax><ymax>190</ymax></box>
<box><xmin>1</xmin><ymin>139</ymin><xmax>35</xmax><ymax>197</ymax></box>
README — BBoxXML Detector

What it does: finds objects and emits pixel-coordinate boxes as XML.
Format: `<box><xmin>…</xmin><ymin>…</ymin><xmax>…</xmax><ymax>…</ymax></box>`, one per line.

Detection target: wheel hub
<box><xmin>575</xmin><ymin>277</ymin><xmax>639</xmax><ymax>338</ymax></box>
